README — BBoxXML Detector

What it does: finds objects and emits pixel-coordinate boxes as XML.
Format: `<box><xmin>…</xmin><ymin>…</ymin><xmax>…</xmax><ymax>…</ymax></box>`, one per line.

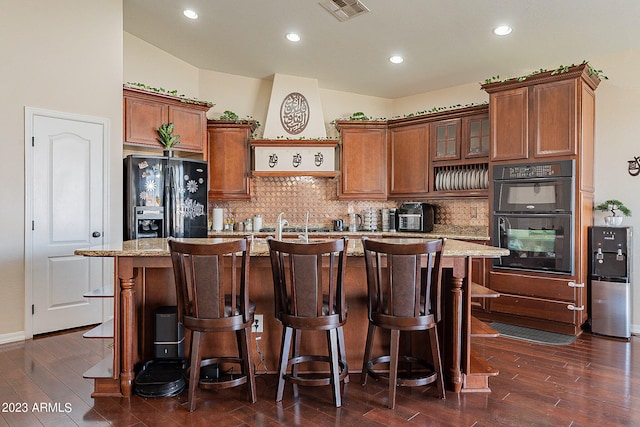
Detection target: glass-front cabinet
<box><xmin>431</xmin><ymin>118</ymin><xmax>461</xmax><ymax>161</ymax></box>
<box><xmin>464</xmin><ymin>115</ymin><xmax>490</xmax><ymax>158</ymax></box>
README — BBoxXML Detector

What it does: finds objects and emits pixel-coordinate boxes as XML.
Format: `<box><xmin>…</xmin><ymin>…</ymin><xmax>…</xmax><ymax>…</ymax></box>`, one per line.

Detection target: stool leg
<box><xmin>388</xmin><ymin>329</ymin><xmax>400</xmax><ymax>409</ymax></box>
<box><xmin>291</xmin><ymin>329</ymin><xmax>301</xmax><ymax>398</ymax></box>
<box><xmin>239</xmin><ymin>326</ymin><xmax>257</xmax><ymax>403</ymax></box>
<box><xmin>337</xmin><ymin>326</ymin><xmax>349</xmax><ymax>384</ymax></box>
<box><xmin>276</xmin><ymin>326</ymin><xmax>293</xmax><ymax>402</ymax></box>
<box><xmin>187</xmin><ymin>330</ymin><xmax>202</xmax><ymax>412</ymax></box>
<box><xmin>428</xmin><ymin>327</ymin><xmax>445</xmax><ymax>399</ymax></box>
<box><xmin>327</xmin><ymin>328</ymin><xmax>342</xmax><ymax>407</ymax></box>
<box><xmin>361</xmin><ymin>322</ymin><xmax>376</xmax><ymax>385</ymax></box>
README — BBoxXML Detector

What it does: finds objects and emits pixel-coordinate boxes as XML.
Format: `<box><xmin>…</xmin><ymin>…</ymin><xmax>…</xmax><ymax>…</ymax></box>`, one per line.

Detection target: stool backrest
<box><xmin>169</xmin><ymin>238</ymin><xmax>251</xmax><ymax>323</ymax></box>
<box><xmin>267</xmin><ymin>237</ymin><xmax>348</xmax><ymax>327</ymax></box>
<box><xmin>361</xmin><ymin>237</ymin><xmax>444</xmax><ymax>325</ymax></box>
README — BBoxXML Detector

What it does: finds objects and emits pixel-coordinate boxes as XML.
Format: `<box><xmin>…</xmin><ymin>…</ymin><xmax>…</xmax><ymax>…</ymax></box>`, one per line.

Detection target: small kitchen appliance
<box><xmin>397</xmin><ymin>202</ymin><xmax>434</xmax><ymax>232</ymax></box>
<box><xmin>589</xmin><ymin>226</ymin><xmax>633</xmax><ymax>339</ymax></box>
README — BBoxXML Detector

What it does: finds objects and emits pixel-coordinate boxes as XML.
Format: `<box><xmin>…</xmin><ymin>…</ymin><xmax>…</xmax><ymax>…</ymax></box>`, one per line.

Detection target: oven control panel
<box><xmin>494</xmin><ymin>160</ymin><xmax>574</xmax><ymax>180</ymax></box>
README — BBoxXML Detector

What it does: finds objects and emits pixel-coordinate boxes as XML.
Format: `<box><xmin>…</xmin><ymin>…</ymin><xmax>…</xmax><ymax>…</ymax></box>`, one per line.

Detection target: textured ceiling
<box><xmin>124</xmin><ymin>0</ymin><xmax>640</xmax><ymax>98</ymax></box>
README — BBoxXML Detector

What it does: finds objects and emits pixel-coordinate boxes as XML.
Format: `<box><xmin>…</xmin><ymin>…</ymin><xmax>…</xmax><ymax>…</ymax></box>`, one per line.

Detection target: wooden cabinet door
<box><xmin>388</xmin><ymin>124</ymin><xmax>429</xmax><ymax>197</ymax></box>
<box><xmin>532</xmin><ymin>79</ymin><xmax>577</xmax><ymax>158</ymax></box>
<box><xmin>169</xmin><ymin>105</ymin><xmax>206</xmax><ymax>153</ymax></box>
<box><xmin>339</xmin><ymin>126</ymin><xmax>387</xmax><ymax>200</ymax></box>
<box><xmin>463</xmin><ymin>114</ymin><xmax>490</xmax><ymax>159</ymax></box>
<box><xmin>124</xmin><ymin>96</ymin><xmax>167</xmax><ymax>147</ymax></box>
<box><xmin>207</xmin><ymin>124</ymin><xmax>251</xmax><ymax>200</ymax></box>
<box><xmin>123</xmin><ymin>88</ymin><xmax>210</xmax><ymax>154</ymax></box>
<box><xmin>490</xmin><ymin>87</ymin><xmax>528</xmax><ymax>162</ymax></box>
<box><xmin>431</xmin><ymin>118</ymin><xmax>461</xmax><ymax>161</ymax></box>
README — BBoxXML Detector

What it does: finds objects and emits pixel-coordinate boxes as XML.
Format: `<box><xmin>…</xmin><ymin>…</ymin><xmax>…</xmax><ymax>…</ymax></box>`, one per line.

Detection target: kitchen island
<box><xmin>76</xmin><ymin>236</ymin><xmax>507</xmax><ymax>398</ymax></box>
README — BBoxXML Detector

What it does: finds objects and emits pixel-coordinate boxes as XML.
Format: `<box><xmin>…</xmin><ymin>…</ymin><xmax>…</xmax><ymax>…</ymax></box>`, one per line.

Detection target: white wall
<box><xmin>0</xmin><ymin>0</ymin><xmax>123</xmax><ymax>337</ymax></box>
<box><xmin>124</xmin><ymin>32</ymin><xmax>200</xmax><ymax>101</ymax></box>
<box><xmin>591</xmin><ymin>50</ymin><xmax>640</xmax><ymax>332</ymax></box>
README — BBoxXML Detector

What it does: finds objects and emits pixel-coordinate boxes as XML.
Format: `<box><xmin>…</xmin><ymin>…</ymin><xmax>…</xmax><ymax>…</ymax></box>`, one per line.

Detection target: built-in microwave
<box><xmin>493</xmin><ymin>160</ymin><xmax>574</xmax><ymax>214</ymax></box>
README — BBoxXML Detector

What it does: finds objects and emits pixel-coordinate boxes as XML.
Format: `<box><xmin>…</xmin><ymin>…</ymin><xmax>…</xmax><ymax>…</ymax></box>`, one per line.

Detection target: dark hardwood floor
<box><xmin>1</xmin><ymin>328</ymin><xmax>639</xmax><ymax>426</ymax></box>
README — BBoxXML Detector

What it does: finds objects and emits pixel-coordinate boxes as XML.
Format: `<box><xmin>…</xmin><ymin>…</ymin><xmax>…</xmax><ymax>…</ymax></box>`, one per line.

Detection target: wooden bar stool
<box><xmin>360</xmin><ymin>237</ymin><xmax>446</xmax><ymax>409</ymax></box>
<box><xmin>266</xmin><ymin>237</ymin><xmax>349</xmax><ymax>407</ymax></box>
<box><xmin>168</xmin><ymin>237</ymin><xmax>256</xmax><ymax>412</ymax></box>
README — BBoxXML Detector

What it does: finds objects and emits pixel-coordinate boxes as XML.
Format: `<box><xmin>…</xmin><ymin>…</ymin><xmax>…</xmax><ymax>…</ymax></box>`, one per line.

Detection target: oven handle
<box><xmin>493</xmin><ymin>212</ymin><xmax>573</xmax><ymax>218</ymax></box>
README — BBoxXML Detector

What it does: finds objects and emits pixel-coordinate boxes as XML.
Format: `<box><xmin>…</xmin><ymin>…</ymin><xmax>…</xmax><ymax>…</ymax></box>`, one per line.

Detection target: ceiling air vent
<box><xmin>319</xmin><ymin>0</ymin><xmax>370</xmax><ymax>22</ymax></box>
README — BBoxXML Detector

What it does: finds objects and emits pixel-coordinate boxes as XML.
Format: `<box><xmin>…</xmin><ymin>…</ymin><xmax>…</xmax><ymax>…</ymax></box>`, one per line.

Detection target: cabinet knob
<box><xmin>567</xmin><ymin>304</ymin><xmax>584</xmax><ymax>311</ymax></box>
<box><xmin>92</xmin><ymin>231</ymin><xmax>102</xmax><ymax>238</ymax></box>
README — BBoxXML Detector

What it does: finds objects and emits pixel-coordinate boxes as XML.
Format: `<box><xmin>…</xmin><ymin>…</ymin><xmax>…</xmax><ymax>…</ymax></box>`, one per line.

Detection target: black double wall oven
<box><xmin>492</xmin><ymin>160</ymin><xmax>575</xmax><ymax>275</ymax></box>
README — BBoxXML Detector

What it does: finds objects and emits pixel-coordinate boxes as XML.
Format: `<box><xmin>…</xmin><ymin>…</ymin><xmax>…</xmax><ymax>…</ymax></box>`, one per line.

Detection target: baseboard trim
<box><xmin>0</xmin><ymin>331</ymin><xmax>26</xmax><ymax>345</ymax></box>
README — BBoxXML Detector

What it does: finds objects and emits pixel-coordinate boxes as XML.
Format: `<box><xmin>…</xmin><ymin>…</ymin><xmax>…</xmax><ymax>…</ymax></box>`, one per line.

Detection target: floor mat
<box><xmin>490</xmin><ymin>322</ymin><xmax>577</xmax><ymax>346</ymax></box>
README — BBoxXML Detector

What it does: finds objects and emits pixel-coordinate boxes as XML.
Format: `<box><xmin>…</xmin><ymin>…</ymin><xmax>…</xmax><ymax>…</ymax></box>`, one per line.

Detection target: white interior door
<box><xmin>27</xmin><ymin>109</ymin><xmax>109</xmax><ymax>335</ymax></box>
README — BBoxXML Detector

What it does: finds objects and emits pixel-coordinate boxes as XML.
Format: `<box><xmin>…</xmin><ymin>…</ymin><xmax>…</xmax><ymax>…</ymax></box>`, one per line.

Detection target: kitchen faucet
<box><xmin>276</xmin><ymin>212</ymin><xmax>288</xmax><ymax>241</ymax></box>
<box><xmin>297</xmin><ymin>211</ymin><xmax>310</xmax><ymax>243</ymax></box>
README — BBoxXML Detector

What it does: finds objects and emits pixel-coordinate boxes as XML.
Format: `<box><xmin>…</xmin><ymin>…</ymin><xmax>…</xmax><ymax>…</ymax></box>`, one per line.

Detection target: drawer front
<box><xmin>489</xmin><ymin>270</ymin><xmax>579</xmax><ymax>301</ymax></box>
<box><xmin>489</xmin><ymin>293</ymin><xmax>577</xmax><ymax>323</ymax></box>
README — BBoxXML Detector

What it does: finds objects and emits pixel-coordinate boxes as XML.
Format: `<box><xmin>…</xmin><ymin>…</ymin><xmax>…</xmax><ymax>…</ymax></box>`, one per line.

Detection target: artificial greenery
<box><xmin>124</xmin><ymin>82</ymin><xmax>214</xmax><ymax>107</ymax></box>
<box><xmin>156</xmin><ymin>122</ymin><xmax>181</xmax><ymax>150</ymax></box>
<box><xmin>218</xmin><ymin>110</ymin><xmax>239</xmax><ymax>121</ymax></box>
<box><xmin>594</xmin><ymin>199</ymin><xmax>632</xmax><ymax>217</ymax></box>
<box><xmin>349</xmin><ymin>111</ymin><xmax>371</xmax><ymax>121</ymax></box>
<box><xmin>216</xmin><ymin>110</ymin><xmax>262</xmax><ymax>138</ymax></box>
<box><xmin>332</xmin><ymin>102</ymin><xmax>487</xmax><ymax>126</ymax></box>
<box><xmin>482</xmin><ymin>61</ymin><xmax>608</xmax><ymax>85</ymax></box>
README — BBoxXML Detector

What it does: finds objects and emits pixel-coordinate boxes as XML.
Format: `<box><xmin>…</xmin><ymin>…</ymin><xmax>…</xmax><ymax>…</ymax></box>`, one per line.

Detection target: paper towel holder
<box><xmin>212</xmin><ymin>208</ymin><xmax>224</xmax><ymax>232</ymax></box>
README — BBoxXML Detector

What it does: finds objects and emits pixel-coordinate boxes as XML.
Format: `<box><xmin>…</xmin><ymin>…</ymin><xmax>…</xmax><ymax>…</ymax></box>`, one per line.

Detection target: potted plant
<box><xmin>594</xmin><ymin>199</ymin><xmax>632</xmax><ymax>226</ymax></box>
<box><xmin>157</xmin><ymin>122</ymin><xmax>181</xmax><ymax>156</ymax></box>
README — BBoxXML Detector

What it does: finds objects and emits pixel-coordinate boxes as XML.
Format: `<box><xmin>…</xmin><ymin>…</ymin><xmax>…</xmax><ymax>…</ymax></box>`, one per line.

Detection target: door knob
<box><xmin>92</xmin><ymin>231</ymin><xmax>102</xmax><ymax>238</ymax></box>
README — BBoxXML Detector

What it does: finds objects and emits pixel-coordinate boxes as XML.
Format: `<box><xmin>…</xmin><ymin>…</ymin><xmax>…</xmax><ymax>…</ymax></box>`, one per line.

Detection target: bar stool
<box><xmin>360</xmin><ymin>236</ymin><xmax>446</xmax><ymax>409</ymax></box>
<box><xmin>168</xmin><ymin>237</ymin><xmax>256</xmax><ymax>412</ymax></box>
<box><xmin>266</xmin><ymin>237</ymin><xmax>349</xmax><ymax>407</ymax></box>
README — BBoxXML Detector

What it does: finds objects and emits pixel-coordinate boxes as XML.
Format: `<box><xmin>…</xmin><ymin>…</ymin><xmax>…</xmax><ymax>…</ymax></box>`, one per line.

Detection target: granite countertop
<box><xmin>75</xmin><ymin>236</ymin><xmax>508</xmax><ymax>258</ymax></box>
<box><xmin>208</xmin><ymin>224</ymin><xmax>490</xmax><ymax>241</ymax></box>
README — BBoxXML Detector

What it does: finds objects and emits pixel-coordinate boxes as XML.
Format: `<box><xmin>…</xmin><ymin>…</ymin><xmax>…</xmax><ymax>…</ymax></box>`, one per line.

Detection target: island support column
<box><xmin>117</xmin><ymin>257</ymin><xmax>137</xmax><ymax>397</ymax></box>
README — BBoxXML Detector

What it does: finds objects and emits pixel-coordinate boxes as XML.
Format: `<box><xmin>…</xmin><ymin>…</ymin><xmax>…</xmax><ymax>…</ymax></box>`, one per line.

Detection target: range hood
<box><xmin>251</xmin><ymin>139</ymin><xmax>338</xmax><ymax>177</ymax></box>
<box><xmin>262</xmin><ymin>74</ymin><xmax>327</xmax><ymax>139</ymax></box>
<box><xmin>257</xmin><ymin>74</ymin><xmax>335</xmax><ymax>176</ymax></box>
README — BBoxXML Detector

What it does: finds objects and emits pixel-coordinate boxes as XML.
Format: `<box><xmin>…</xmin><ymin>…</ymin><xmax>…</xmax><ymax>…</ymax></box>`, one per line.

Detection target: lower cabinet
<box><xmin>484</xmin><ymin>270</ymin><xmax>585</xmax><ymax>335</ymax></box>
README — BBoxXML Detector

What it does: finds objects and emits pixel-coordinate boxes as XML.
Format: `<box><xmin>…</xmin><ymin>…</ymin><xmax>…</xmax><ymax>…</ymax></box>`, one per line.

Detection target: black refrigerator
<box><xmin>124</xmin><ymin>155</ymin><xmax>208</xmax><ymax>240</ymax></box>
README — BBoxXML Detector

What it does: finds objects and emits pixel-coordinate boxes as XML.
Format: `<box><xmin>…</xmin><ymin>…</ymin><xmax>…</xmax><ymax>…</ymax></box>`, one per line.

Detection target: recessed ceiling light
<box><xmin>493</xmin><ymin>25</ymin><xmax>512</xmax><ymax>36</ymax></box>
<box><xmin>286</xmin><ymin>33</ymin><xmax>301</xmax><ymax>42</ymax></box>
<box><xmin>389</xmin><ymin>55</ymin><xmax>404</xmax><ymax>64</ymax></box>
<box><xmin>183</xmin><ymin>9</ymin><xmax>198</xmax><ymax>20</ymax></box>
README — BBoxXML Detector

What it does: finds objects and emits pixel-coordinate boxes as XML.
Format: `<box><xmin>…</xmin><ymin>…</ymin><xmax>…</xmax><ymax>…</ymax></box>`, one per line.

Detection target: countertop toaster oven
<box><xmin>397</xmin><ymin>202</ymin><xmax>434</xmax><ymax>232</ymax></box>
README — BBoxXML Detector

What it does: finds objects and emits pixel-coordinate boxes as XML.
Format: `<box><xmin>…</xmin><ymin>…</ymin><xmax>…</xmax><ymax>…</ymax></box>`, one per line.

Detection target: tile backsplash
<box><xmin>208</xmin><ymin>177</ymin><xmax>488</xmax><ymax>229</ymax></box>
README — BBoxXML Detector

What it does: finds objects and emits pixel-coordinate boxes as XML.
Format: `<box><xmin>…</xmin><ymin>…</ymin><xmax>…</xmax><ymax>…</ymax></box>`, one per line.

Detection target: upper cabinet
<box><xmin>388</xmin><ymin>124</ymin><xmax>429</xmax><ymax>198</ymax></box>
<box><xmin>123</xmin><ymin>87</ymin><xmax>211</xmax><ymax>154</ymax></box>
<box><xmin>482</xmin><ymin>64</ymin><xmax>601</xmax><ymax>163</ymax></box>
<box><xmin>207</xmin><ymin>121</ymin><xmax>255</xmax><ymax>200</ymax></box>
<box><xmin>335</xmin><ymin>121</ymin><xmax>387</xmax><ymax>200</ymax></box>
<box><xmin>431</xmin><ymin>118</ymin><xmax>461</xmax><ymax>161</ymax></box>
<box><xmin>463</xmin><ymin>114</ymin><xmax>491</xmax><ymax>159</ymax></box>
<box><xmin>386</xmin><ymin>104</ymin><xmax>489</xmax><ymax>199</ymax></box>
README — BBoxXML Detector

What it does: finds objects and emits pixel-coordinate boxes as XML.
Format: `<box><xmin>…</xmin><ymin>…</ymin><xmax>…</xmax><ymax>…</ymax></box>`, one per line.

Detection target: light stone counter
<box><xmin>75</xmin><ymin>236</ymin><xmax>507</xmax><ymax>258</ymax></box>
<box><xmin>208</xmin><ymin>224</ymin><xmax>490</xmax><ymax>242</ymax></box>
